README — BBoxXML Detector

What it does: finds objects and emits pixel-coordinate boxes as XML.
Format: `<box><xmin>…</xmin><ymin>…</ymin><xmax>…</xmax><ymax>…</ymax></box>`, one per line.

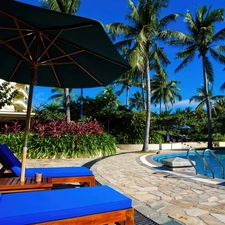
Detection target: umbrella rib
<box><xmin>0</xmin><ymin>26</ymin><xmax>32</xmax><ymax>32</ymax></box>
<box><xmin>0</xmin><ymin>32</ymin><xmax>34</xmax><ymax>44</ymax></box>
<box><xmin>0</xmin><ymin>39</ymin><xmax>29</xmax><ymax>61</ymax></box>
<box><xmin>45</xmin><ymin>33</ymin><xmax>128</xmax><ymax>68</ymax></box>
<box><xmin>40</xmin><ymin>50</ymin><xmax>84</xmax><ymax>64</ymax></box>
<box><xmin>0</xmin><ymin>7</ymin><xmax>95</xmax><ymax>33</ymax></box>
<box><xmin>0</xmin><ymin>9</ymin><xmax>36</xmax><ymax>31</ymax></box>
<box><xmin>40</xmin><ymin>35</ymin><xmax>62</xmax><ymax>87</ymax></box>
<box><xmin>0</xmin><ymin>34</ymin><xmax>32</xmax><ymax>63</ymax></box>
<box><xmin>44</xmin><ymin>23</ymin><xmax>95</xmax><ymax>32</ymax></box>
<box><xmin>38</xmin><ymin>30</ymin><xmax>63</xmax><ymax>61</ymax></box>
<box><xmin>13</xmin><ymin>17</ymin><xmax>33</xmax><ymax>61</ymax></box>
<box><xmin>0</xmin><ymin>31</ymin><xmax>36</xmax><ymax>63</ymax></box>
<box><xmin>40</xmin><ymin>35</ymin><xmax>103</xmax><ymax>85</ymax></box>
<box><xmin>9</xmin><ymin>37</ymin><xmax>36</xmax><ymax>81</ymax></box>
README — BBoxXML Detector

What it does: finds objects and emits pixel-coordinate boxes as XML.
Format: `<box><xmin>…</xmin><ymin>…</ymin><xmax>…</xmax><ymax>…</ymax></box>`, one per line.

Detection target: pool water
<box><xmin>152</xmin><ymin>150</ymin><xmax>225</xmax><ymax>179</ymax></box>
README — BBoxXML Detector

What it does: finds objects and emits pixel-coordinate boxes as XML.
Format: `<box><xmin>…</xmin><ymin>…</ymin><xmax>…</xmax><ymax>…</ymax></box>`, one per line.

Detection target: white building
<box><xmin>0</xmin><ymin>79</ymin><xmax>31</xmax><ymax>121</ymax></box>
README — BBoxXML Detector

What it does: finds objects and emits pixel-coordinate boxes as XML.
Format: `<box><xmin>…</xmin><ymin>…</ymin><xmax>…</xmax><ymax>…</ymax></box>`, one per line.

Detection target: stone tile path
<box><xmin>26</xmin><ymin>151</ymin><xmax>225</xmax><ymax>225</ymax></box>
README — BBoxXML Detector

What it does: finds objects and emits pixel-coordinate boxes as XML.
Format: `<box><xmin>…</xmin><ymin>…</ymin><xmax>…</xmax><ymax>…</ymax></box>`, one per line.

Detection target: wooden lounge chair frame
<box><xmin>34</xmin><ymin>208</ymin><xmax>134</xmax><ymax>225</ymax></box>
<box><xmin>0</xmin><ymin>185</ymin><xmax>134</xmax><ymax>225</ymax></box>
<box><xmin>0</xmin><ymin>159</ymin><xmax>95</xmax><ymax>186</ymax></box>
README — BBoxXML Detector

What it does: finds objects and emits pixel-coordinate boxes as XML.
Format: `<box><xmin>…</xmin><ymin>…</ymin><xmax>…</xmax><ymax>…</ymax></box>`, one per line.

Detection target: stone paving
<box><xmin>26</xmin><ymin>150</ymin><xmax>225</xmax><ymax>225</ymax></box>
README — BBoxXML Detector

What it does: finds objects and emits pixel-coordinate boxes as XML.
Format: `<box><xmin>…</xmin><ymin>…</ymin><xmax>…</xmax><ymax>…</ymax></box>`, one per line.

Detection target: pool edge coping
<box><xmin>140</xmin><ymin>152</ymin><xmax>225</xmax><ymax>187</ymax></box>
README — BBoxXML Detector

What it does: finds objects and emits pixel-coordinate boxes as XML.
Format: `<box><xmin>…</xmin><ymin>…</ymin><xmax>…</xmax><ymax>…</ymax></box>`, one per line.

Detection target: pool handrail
<box><xmin>202</xmin><ymin>149</ymin><xmax>224</xmax><ymax>179</ymax></box>
<box><xmin>186</xmin><ymin>148</ymin><xmax>215</xmax><ymax>178</ymax></box>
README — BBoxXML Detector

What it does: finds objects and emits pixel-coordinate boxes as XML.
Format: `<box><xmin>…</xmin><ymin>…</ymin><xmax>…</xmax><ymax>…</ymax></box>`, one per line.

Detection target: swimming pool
<box><xmin>152</xmin><ymin>150</ymin><xmax>225</xmax><ymax>179</ymax></box>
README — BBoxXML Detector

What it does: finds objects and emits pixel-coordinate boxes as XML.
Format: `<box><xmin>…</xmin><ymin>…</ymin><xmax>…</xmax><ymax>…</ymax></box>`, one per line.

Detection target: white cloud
<box><xmin>152</xmin><ymin>99</ymin><xmax>199</xmax><ymax>113</ymax></box>
<box><xmin>174</xmin><ymin>99</ymin><xmax>198</xmax><ymax>108</ymax></box>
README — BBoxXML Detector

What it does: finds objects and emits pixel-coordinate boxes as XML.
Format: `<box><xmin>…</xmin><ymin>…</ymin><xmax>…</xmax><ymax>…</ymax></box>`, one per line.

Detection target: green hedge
<box><xmin>109</xmin><ymin>111</ymin><xmax>146</xmax><ymax>144</ymax></box>
<box><xmin>0</xmin><ymin>132</ymin><xmax>116</xmax><ymax>159</ymax></box>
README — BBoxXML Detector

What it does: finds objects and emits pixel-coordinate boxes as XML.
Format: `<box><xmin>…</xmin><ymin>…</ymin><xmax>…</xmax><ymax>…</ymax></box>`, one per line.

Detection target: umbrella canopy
<box><xmin>169</xmin><ymin>125</ymin><xmax>178</xmax><ymax>130</ymax></box>
<box><xmin>177</xmin><ymin>125</ymin><xmax>191</xmax><ymax>130</ymax></box>
<box><xmin>0</xmin><ymin>0</ymin><xmax>131</xmax><ymax>182</ymax></box>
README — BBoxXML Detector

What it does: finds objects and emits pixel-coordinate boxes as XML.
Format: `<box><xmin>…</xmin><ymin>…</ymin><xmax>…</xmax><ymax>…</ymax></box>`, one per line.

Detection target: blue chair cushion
<box><xmin>0</xmin><ymin>144</ymin><xmax>93</xmax><ymax>177</ymax></box>
<box><xmin>0</xmin><ymin>185</ymin><xmax>132</xmax><ymax>225</ymax></box>
<box><xmin>25</xmin><ymin>166</ymin><xmax>93</xmax><ymax>177</ymax></box>
<box><xmin>0</xmin><ymin>144</ymin><xmax>21</xmax><ymax>176</ymax></box>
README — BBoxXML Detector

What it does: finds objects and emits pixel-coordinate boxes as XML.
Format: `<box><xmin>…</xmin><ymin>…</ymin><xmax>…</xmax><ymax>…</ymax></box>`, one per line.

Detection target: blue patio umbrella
<box><xmin>177</xmin><ymin>125</ymin><xmax>191</xmax><ymax>130</ymax></box>
<box><xmin>169</xmin><ymin>125</ymin><xmax>178</xmax><ymax>130</ymax></box>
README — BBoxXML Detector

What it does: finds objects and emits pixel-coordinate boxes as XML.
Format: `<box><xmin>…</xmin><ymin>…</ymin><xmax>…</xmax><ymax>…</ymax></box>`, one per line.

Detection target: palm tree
<box><xmin>168</xmin><ymin>5</ymin><xmax>225</xmax><ymax>148</ymax></box>
<box><xmin>213</xmin><ymin>98</ymin><xmax>225</xmax><ymax>135</ymax></box>
<box><xmin>97</xmin><ymin>86</ymin><xmax>121</xmax><ymax>109</ymax></box>
<box><xmin>114</xmin><ymin>76</ymin><xmax>133</xmax><ymax>109</ymax></box>
<box><xmin>190</xmin><ymin>85</ymin><xmax>225</xmax><ymax>112</ymax></box>
<box><xmin>40</xmin><ymin>0</ymin><xmax>81</xmax><ymax>123</ymax></box>
<box><xmin>106</xmin><ymin>0</ymin><xmax>181</xmax><ymax>151</ymax></box>
<box><xmin>129</xmin><ymin>91</ymin><xmax>145</xmax><ymax>111</ymax></box>
<box><xmin>48</xmin><ymin>87</ymin><xmax>78</xmax><ymax>105</ymax></box>
<box><xmin>113</xmin><ymin>44</ymin><xmax>144</xmax><ymax>110</ymax></box>
<box><xmin>151</xmin><ymin>70</ymin><xmax>181</xmax><ymax>112</ymax></box>
<box><xmin>41</xmin><ymin>0</ymin><xmax>80</xmax><ymax>14</ymax></box>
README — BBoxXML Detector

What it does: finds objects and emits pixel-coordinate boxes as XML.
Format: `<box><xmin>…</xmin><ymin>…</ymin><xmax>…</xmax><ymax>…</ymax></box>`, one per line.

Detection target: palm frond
<box><xmin>185</xmin><ymin>10</ymin><xmax>199</xmax><ymax>37</ymax></box>
<box><xmin>212</xmin><ymin>28</ymin><xmax>225</xmax><ymax>42</ymax></box>
<box><xmin>220</xmin><ymin>82</ymin><xmax>225</xmax><ymax>92</ymax></box>
<box><xmin>175</xmin><ymin>54</ymin><xmax>195</xmax><ymax>73</ymax></box>
<box><xmin>216</xmin><ymin>46</ymin><xmax>225</xmax><ymax>52</ymax></box>
<box><xmin>106</xmin><ymin>23</ymin><xmax>137</xmax><ymax>41</ymax></box>
<box><xmin>159</xmin><ymin>13</ymin><xmax>183</xmax><ymax>29</ymax></box>
<box><xmin>204</xmin><ymin>56</ymin><xmax>214</xmax><ymax>83</ymax></box>
<box><xmin>209</xmin><ymin>48</ymin><xmax>225</xmax><ymax>65</ymax></box>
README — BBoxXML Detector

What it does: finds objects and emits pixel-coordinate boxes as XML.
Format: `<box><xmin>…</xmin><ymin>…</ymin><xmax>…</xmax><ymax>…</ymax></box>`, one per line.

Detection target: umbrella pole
<box><xmin>20</xmin><ymin>66</ymin><xmax>36</xmax><ymax>183</ymax></box>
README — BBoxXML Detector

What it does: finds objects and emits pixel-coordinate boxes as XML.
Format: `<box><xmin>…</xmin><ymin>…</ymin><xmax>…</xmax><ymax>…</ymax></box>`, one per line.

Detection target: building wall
<box><xmin>0</xmin><ymin>79</ymin><xmax>28</xmax><ymax>112</ymax></box>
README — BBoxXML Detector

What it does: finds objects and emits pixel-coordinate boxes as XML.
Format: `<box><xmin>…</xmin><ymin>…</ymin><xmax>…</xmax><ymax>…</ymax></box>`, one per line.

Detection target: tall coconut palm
<box><xmin>106</xmin><ymin>0</ymin><xmax>181</xmax><ymax>151</ymax></box>
<box><xmin>40</xmin><ymin>0</ymin><xmax>81</xmax><ymax>123</ymax></box>
<box><xmin>114</xmin><ymin>73</ymin><xmax>142</xmax><ymax>109</ymax></box>
<box><xmin>151</xmin><ymin>70</ymin><xmax>181</xmax><ymax>112</ymax></box>
<box><xmin>113</xmin><ymin>45</ymin><xmax>144</xmax><ymax>109</ymax></box>
<box><xmin>48</xmin><ymin>87</ymin><xmax>78</xmax><ymax>105</ymax></box>
<box><xmin>167</xmin><ymin>5</ymin><xmax>225</xmax><ymax>148</ymax></box>
<box><xmin>129</xmin><ymin>91</ymin><xmax>145</xmax><ymax>111</ymax></box>
<box><xmin>114</xmin><ymin>76</ymin><xmax>133</xmax><ymax>109</ymax></box>
<box><xmin>97</xmin><ymin>86</ymin><xmax>121</xmax><ymax>109</ymax></box>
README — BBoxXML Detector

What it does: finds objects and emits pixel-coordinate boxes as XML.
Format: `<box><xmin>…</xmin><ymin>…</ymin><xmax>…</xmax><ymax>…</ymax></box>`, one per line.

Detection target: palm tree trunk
<box><xmin>141</xmin><ymin>73</ymin><xmax>146</xmax><ymax>110</ymax></box>
<box><xmin>64</xmin><ymin>88</ymin><xmax>71</xmax><ymax>123</ymax></box>
<box><xmin>160</xmin><ymin>100</ymin><xmax>162</xmax><ymax>113</ymax></box>
<box><xmin>80</xmin><ymin>88</ymin><xmax>83</xmax><ymax>120</ymax></box>
<box><xmin>142</xmin><ymin>59</ymin><xmax>151</xmax><ymax>151</ymax></box>
<box><xmin>202</xmin><ymin>56</ymin><xmax>213</xmax><ymax>149</ymax></box>
<box><xmin>126</xmin><ymin>86</ymin><xmax>130</xmax><ymax>109</ymax></box>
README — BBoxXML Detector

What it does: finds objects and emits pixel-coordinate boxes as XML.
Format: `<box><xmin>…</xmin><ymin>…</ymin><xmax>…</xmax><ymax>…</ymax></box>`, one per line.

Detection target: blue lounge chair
<box><xmin>0</xmin><ymin>144</ymin><xmax>95</xmax><ymax>186</ymax></box>
<box><xmin>0</xmin><ymin>185</ymin><xmax>134</xmax><ymax>225</ymax></box>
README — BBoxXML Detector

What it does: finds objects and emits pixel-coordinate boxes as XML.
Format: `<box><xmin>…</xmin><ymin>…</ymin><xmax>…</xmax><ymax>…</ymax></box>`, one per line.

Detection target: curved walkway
<box><xmin>27</xmin><ymin>150</ymin><xmax>225</xmax><ymax>225</ymax></box>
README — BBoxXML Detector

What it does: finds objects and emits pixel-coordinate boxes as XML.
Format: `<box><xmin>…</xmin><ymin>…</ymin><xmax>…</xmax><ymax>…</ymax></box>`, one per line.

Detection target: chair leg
<box><xmin>0</xmin><ymin>167</ymin><xmax>6</xmax><ymax>175</ymax></box>
<box><xmin>126</xmin><ymin>208</ymin><xmax>134</xmax><ymax>225</ymax></box>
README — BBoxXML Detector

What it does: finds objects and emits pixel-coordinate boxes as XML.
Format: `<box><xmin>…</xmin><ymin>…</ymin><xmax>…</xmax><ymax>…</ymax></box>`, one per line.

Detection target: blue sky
<box><xmin>17</xmin><ymin>0</ymin><xmax>225</xmax><ymax>112</ymax></box>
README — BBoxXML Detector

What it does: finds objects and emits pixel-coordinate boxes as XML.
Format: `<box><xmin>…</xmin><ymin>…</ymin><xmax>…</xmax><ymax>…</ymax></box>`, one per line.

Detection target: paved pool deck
<box><xmin>26</xmin><ymin>149</ymin><xmax>225</xmax><ymax>225</ymax></box>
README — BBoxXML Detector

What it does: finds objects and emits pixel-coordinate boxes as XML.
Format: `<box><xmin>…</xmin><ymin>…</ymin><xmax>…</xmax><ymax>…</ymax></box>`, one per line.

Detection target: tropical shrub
<box><xmin>110</xmin><ymin>111</ymin><xmax>146</xmax><ymax>144</ymax></box>
<box><xmin>0</xmin><ymin>119</ymin><xmax>116</xmax><ymax>158</ymax></box>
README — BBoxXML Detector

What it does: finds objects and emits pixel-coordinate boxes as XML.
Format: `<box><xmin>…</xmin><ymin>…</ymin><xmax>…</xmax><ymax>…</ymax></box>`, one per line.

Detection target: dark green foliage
<box><xmin>0</xmin><ymin>132</ymin><xmax>116</xmax><ymax>159</ymax></box>
<box><xmin>0</xmin><ymin>82</ymin><xmax>19</xmax><ymax>110</ymax></box>
<box><xmin>33</xmin><ymin>104</ymin><xmax>65</xmax><ymax>122</ymax></box>
<box><xmin>150</xmin><ymin>131</ymin><xmax>164</xmax><ymax>144</ymax></box>
<box><xmin>75</xmin><ymin>133</ymin><xmax>116</xmax><ymax>157</ymax></box>
<box><xmin>110</xmin><ymin>111</ymin><xmax>146</xmax><ymax>144</ymax></box>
